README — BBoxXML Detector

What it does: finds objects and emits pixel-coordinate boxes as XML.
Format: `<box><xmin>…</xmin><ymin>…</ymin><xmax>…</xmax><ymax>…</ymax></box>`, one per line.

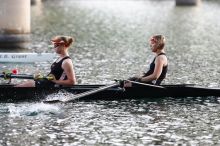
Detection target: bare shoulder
<box><xmin>62</xmin><ymin>58</ymin><xmax>73</xmax><ymax>67</ymax></box>
<box><xmin>156</xmin><ymin>55</ymin><xmax>168</xmax><ymax>65</ymax></box>
<box><xmin>64</xmin><ymin>58</ymin><xmax>73</xmax><ymax>63</ymax></box>
<box><xmin>157</xmin><ymin>54</ymin><xmax>167</xmax><ymax>61</ymax></box>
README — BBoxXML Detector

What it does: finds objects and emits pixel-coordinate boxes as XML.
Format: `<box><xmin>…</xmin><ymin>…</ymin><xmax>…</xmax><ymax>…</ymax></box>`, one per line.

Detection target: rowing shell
<box><xmin>1</xmin><ymin>84</ymin><xmax>220</xmax><ymax>102</ymax></box>
<box><xmin>0</xmin><ymin>53</ymin><xmax>57</xmax><ymax>62</ymax></box>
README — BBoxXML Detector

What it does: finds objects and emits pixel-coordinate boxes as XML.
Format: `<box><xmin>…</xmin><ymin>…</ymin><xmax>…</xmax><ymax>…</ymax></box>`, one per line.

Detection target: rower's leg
<box><xmin>15</xmin><ymin>80</ymin><xmax>35</xmax><ymax>87</ymax></box>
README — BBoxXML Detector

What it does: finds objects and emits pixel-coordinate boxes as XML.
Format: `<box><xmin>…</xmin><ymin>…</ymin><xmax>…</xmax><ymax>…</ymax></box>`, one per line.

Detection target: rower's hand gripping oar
<box><xmin>43</xmin><ymin>82</ymin><xmax>120</xmax><ymax>104</ymax></box>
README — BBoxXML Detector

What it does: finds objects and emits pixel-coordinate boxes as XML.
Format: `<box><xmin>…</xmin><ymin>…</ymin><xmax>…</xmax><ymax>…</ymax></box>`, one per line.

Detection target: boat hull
<box><xmin>1</xmin><ymin>84</ymin><xmax>220</xmax><ymax>102</ymax></box>
<box><xmin>66</xmin><ymin>84</ymin><xmax>220</xmax><ymax>100</ymax></box>
<box><xmin>0</xmin><ymin>85</ymin><xmax>59</xmax><ymax>102</ymax></box>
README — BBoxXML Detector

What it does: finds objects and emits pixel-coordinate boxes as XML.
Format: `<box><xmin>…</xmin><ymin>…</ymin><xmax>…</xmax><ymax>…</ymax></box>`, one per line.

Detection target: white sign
<box><xmin>0</xmin><ymin>53</ymin><xmax>57</xmax><ymax>62</ymax></box>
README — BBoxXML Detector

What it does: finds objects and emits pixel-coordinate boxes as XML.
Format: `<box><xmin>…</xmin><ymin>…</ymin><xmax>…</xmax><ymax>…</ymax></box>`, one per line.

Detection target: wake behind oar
<box><xmin>43</xmin><ymin>82</ymin><xmax>120</xmax><ymax>104</ymax></box>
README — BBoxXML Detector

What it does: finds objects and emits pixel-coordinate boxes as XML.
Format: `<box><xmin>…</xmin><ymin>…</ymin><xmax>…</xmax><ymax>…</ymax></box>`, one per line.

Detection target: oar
<box><xmin>0</xmin><ymin>73</ymin><xmax>54</xmax><ymax>80</ymax></box>
<box><xmin>124</xmin><ymin>80</ymin><xmax>165</xmax><ymax>89</ymax></box>
<box><xmin>43</xmin><ymin>82</ymin><xmax>120</xmax><ymax>104</ymax></box>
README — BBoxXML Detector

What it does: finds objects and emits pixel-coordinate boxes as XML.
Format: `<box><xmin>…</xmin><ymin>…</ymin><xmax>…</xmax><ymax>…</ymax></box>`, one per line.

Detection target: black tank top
<box><xmin>143</xmin><ymin>53</ymin><xmax>168</xmax><ymax>85</ymax></box>
<box><xmin>49</xmin><ymin>56</ymin><xmax>70</xmax><ymax>80</ymax></box>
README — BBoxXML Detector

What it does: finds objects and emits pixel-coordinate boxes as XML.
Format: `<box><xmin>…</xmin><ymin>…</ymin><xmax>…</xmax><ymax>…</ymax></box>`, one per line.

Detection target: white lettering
<box><xmin>11</xmin><ymin>55</ymin><xmax>27</xmax><ymax>59</ymax></box>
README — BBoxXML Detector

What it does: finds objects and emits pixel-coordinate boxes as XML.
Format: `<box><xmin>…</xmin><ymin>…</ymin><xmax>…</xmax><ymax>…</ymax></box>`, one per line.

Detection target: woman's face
<box><xmin>149</xmin><ymin>37</ymin><xmax>157</xmax><ymax>52</ymax></box>
<box><xmin>53</xmin><ymin>43</ymin><xmax>64</xmax><ymax>54</ymax></box>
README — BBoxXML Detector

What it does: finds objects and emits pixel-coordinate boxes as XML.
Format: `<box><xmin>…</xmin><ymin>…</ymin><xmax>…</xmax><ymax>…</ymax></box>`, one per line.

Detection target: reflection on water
<box><xmin>1</xmin><ymin>0</ymin><xmax>220</xmax><ymax>145</ymax></box>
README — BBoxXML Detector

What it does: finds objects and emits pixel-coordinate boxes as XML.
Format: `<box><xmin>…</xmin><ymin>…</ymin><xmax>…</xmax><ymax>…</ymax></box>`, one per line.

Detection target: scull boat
<box><xmin>1</xmin><ymin>83</ymin><xmax>220</xmax><ymax>102</ymax></box>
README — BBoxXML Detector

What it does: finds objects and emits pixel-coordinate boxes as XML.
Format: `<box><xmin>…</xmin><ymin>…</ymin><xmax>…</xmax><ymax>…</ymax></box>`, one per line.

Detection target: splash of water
<box><xmin>7</xmin><ymin>102</ymin><xmax>61</xmax><ymax>117</ymax></box>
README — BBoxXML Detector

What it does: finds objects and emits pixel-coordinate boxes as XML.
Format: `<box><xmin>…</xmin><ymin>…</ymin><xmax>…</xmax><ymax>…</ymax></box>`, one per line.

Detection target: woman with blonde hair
<box><xmin>17</xmin><ymin>35</ymin><xmax>76</xmax><ymax>87</ymax></box>
<box><xmin>125</xmin><ymin>34</ymin><xmax>168</xmax><ymax>86</ymax></box>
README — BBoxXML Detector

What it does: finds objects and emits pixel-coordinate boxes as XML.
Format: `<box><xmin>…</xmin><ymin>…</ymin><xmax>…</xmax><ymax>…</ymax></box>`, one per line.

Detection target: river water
<box><xmin>1</xmin><ymin>0</ymin><xmax>220</xmax><ymax>145</ymax></box>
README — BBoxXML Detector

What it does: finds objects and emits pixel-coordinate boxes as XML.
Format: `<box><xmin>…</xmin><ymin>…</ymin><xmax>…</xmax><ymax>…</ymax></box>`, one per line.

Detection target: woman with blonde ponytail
<box><xmin>125</xmin><ymin>34</ymin><xmax>168</xmax><ymax>86</ymax></box>
<box><xmin>17</xmin><ymin>35</ymin><xmax>76</xmax><ymax>87</ymax></box>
